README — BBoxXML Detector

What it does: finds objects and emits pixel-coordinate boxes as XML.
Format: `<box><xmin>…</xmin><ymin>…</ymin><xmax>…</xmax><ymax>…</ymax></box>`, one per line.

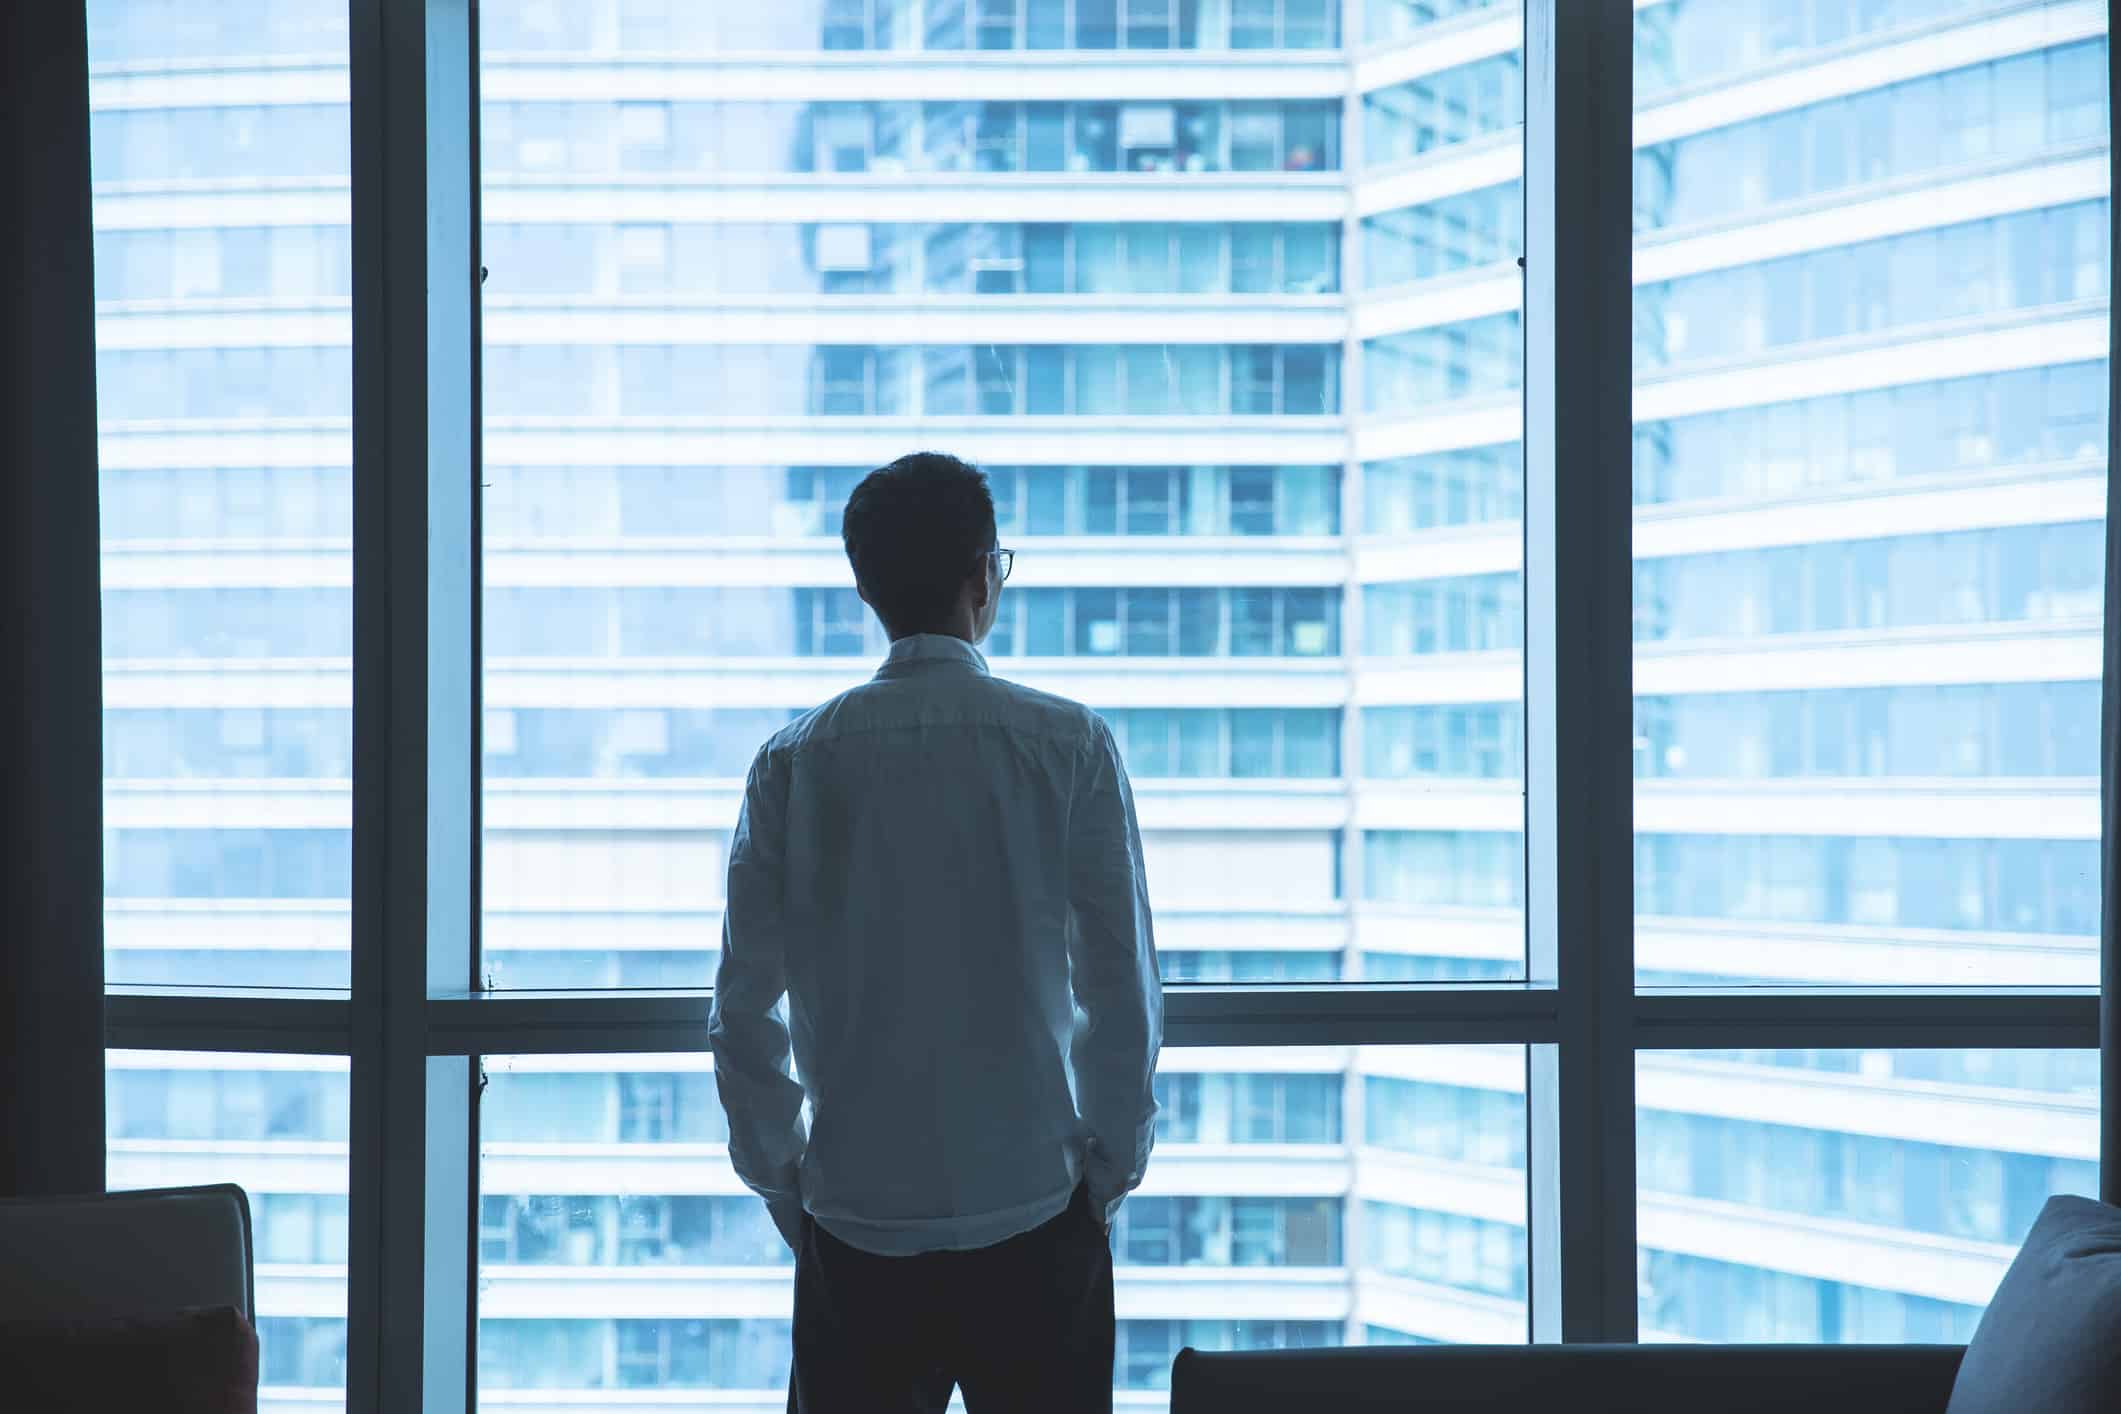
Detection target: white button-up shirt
<box><xmin>709</xmin><ymin>633</ymin><xmax>1163</xmax><ymax>1256</ymax></box>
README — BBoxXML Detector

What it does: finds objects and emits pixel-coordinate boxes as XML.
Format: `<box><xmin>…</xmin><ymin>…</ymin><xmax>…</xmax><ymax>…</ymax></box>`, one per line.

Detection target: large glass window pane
<box><xmin>1356</xmin><ymin>19</ymin><xmax>1525</xmax><ymax>978</ymax></box>
<box><xmin>89</xmin><ymin>0</ymin><xmax>353</xmax><ymax>987</ymax></box>
<box><xmin>1637</xmin><ymin>1050</ymin><xmax>2097</xmax><ymax>1341</ymax></box>
<box><xmin>479</xmin><ymin>1049</ymin><xmax>1524</xmax><ymax>1405</ymax></box>
<box><xmin>110</xmin><ymin>1051</ymin><xmax>349</xmax><ymax>1408</ymax></box>
<box><xmin>480</xmin><ymin>10</ymin><xmax>1355</xmax><ymax>989</ymax></box>
<box><xmin>1631</xmin><ymin>1</ymin><xmax>2108</xmax><ymax>985</ymax></box>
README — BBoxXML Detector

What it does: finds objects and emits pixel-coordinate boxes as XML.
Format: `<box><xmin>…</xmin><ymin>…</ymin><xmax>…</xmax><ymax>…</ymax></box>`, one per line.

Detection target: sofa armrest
<box><xmin>0</xmin><ymin>1304</ymin><xmax>259</xmax><ymax>1414</ymax></box>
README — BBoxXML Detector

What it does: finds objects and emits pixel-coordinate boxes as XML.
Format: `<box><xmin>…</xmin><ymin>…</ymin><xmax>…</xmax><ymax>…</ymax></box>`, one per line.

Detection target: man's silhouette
<box><xmin>710</xmin><ymin>451</ymin><xmax>1163</xmax><ymax>1413</ymax></box>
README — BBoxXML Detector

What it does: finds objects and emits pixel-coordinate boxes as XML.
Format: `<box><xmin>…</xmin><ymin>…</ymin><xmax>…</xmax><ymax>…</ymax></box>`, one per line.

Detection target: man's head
<box><xmin>841</xmin><ymin>451</ymin><xmax>1003</xmax><ymax>643</ymax></box>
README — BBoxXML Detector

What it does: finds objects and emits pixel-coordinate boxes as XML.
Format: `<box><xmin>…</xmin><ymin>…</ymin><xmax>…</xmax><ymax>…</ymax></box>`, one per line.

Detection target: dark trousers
<box><xmin>789</xmin><ymin>1182</ymin><xmax>1115</xmax><ymax>1413</ymax></box>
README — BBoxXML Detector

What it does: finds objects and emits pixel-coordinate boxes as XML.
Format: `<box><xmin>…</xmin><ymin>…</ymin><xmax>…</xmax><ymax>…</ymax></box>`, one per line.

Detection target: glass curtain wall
<box><xmin>79</xmin><ymin>0</ymin><xmax>2111</xmax><ymax>1407</ymax></box>
<box><xmin>1627</xmin><ymin>0</ymin><xmax>2110</xmax><ymax>1338</ymax></box>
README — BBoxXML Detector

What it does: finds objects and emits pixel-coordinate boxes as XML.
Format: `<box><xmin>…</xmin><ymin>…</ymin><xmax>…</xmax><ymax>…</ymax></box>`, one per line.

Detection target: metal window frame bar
<box><xmin>107</xmin><ymin>991</ymin><xmax>356</xmax><ymax>1056</ymax></box>
<box><xmin>103</xmin><ymin>985</ymin><xmax>2100</xmax><ymax>1057</ymax></box>
<box><xmin>2103</xmin><ymin>16</ymin><xmax>2121</xmax><ymax>1211</ymax></box>
<box><xmin>5</xmin><ymin>0</ymin><xmax>106</xmax><ymax>1202</ymax></box>
<box><xmin>344</xmin><ymin>1</ymin><xmax>479</xmax><ymax>1411</ymax></box>
<box><xmin>426</xmin><ymin>984</ymin><xmax>1568</xmax><ymax>1054</ymax></box>
<box><xmin>1522</xmin><ymin>0</ymin><xmax>1638</xmax><ymax>1344</ymax></box>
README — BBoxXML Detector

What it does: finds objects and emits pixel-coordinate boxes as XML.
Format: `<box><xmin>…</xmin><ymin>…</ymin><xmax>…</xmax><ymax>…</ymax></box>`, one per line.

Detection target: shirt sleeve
<box><xmin>708</xmin><ymin>747</ymin><xmax>809</xmax><ymax>1243</ymax></box>
<box><xmin>1067</xmin><ymin>718</ymin><xmax>1164</xmax><ymax>1225</ymax></box>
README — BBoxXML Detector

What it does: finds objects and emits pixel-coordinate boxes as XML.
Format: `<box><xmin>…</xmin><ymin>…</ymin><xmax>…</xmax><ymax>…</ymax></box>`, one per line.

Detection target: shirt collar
<box><xmin>876</xmin><ymin>632</ymin><xmax>990</xmax><ymax>679</ymax></box>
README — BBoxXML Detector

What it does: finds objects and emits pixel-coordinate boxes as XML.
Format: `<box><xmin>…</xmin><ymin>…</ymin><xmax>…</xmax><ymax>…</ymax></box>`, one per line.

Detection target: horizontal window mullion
<box><xmin>114</xmin><ymin>985</ymin><xmax>2094</xmax><ymax>1054</ymax></box>
<box><xmin>106</xmin><ymin>989</ymin><xmax>353</xmax><ymax>1054</ymax></box>
<box><xmin>422</xmin><ymin>984</ymin><xmax>1566</xmax><ymax>1054</ymax></box>
<box><xmin>1632</xmin><ymin>987</ymin><xmax>2099</xmax><ymax>1049</ymax></box>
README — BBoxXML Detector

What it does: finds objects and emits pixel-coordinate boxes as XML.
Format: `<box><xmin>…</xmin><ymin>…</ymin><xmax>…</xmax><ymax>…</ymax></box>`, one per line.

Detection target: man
<box><xmin>709</xmin><ymin>450</ymin><xmax>1163</xmax><ymax>1412</ymax></box>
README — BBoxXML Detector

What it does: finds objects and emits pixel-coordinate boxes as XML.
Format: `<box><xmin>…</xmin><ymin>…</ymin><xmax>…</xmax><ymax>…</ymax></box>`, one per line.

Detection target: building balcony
<box><xmin>472</xmin><ymin>1141</ymin><xmax>1354</xmax><ymax>1207</ymax></box>
<box><xmin>1639</xmin><ymin>1053</ymin><xmax>2095</xmax><ymax>1162</ymax></box>
<box><xmin>100</xmin><ymin>634</ymin><xmax>2098</xmax><ymax>716</ymax></box>
<box><xmin>1350</xmin><ymin>389</ymin><xmax>1519</xmax><ymax>465</ymax></box>
<box><xmin>105</xmin><ymin>896</ymin><xmax>351</xmax><ymax>957</ymax></box>
<box><xmin>487</xmin><ymin>414</ymin><xmax>1349</xmax><ymax>472</ymax></box>
<box><xmin>87</xmin><ymin>168</ymin><xmax>1347</xmax><ymax>234</ymax></box>
<box><xmin>91</xmin><ymin>457</ymin><xmax>2102</xmax><ymax>596</ymax></box>
<box><xmin>475</xmin><ymin>1259</ymin><xmax>1353</xmax><ymax>1325</ymax></box>
<box><xmin>1349</xmin><ymin>650</ymin><xmax>1517</xmax><ymax>707</ymax></box>
<box><xmin>95</xmin><ymin>412</ymin><xmax>1350</xmax><ymax>491</ymax></box>
<box><xmin>1353</xmin><ymin>261</ymin><xmax>1516</xmax><ymax>344</ymax></box>
<box><xmin>1634</xmin><ymin>144</ymin><xmax>2109</xmax><ymax>287</ymax></box>
<box><xmin>101</xmin><ymin>894</ymin><xmax>2096</xmax><ymax>991</ymax></box>
<box><xmin>1350</xmin><ymin>904</ymin><xmax>1520</xmax><ymax>969</ymax></box>
<box><xmin>108</xmin><ymin>1138</ymin><xmax>350</xmax><ymax>1200</ymax></box>
<box><xmin>1630</xmin><ymin>461</ymin><xmax>2105</xmax><ymax>561</ymax></box>
<box><xmin>1360</xmin><ymin>904</ymin><xmax>2101</xmax><ymax>985</ymax></box>
<box><xmin>1640</xmin><ymin>1191</ymin><xmax>2022</xmax><ymax>1309</ymax></box>
<box><xmin>1355</xmin><ymin>303</ymin><xmax>2106</xmax><ymax>464</ymax></box>
<box><xmin>88</xmin><ymin>61</ymin><xmax>349</xmax><ymax>111</ymax></box>
<box><xmin>1353</xmin><ymin>1150</ymin><xmax>2041</xmax><ymax>1310</ymax></box>
<box><xmin>1351</xmin><ymin>1271</ymin><xmax>1526</xmax><ymax>1344</ymax></box>
<box><xmin>1353</xmin><ymin>6</ymin><xmax>1517</xmax><ymax>96</ymax></box>
<box><xmin>97</xmin><ymin>535</ymin><xmax>1351</xmax><ymax>594</ymax></box>
<box><xmin>1637</xmin><ymin>775</ymin><xmax>2097</xmax><ymax>840</ymax></box>
<box><xmin>1346</xmin><ymin>1048</ymin><xmax>2094</xmax><ymax>1165</ymax></box>
<box><xmin>1633</xmin><ymin>619</ymin><xmax>2101</xmax><ymax>696</ymax></box>
<box><xmin>97</xmin><ymin>418</ymin><xmax>351</xmax><ymax>475</ymax></box>
<box><xmin>1356</xmin><ymin>145</ymin><xmax>2108</xmax><ymax>343</ymax></box>
<box><xmin>1352</xmin><ymin>128</ymin><xmax>1518</xmax><ymax>223</ymax></box>
<box><xmin>485</xmin><ymin>295</ymin><xmax>1347</xmax><ymax>348</ymax></box>
<box><xmin>92</xmin><ymin>299</ymin><xmax>349</xmax><ymax>352</ymax></box>
<box><xmin>482</xmin><ymin>536</ymin><xmax>1351</xmax><ymax>592</ymax></box>
<box><xmin>98</xmin><ymin>774</ymin><xmax>1354</xmax><ymax>835</ymax></box>
<box><xmin>1353</xmin><ymin>1147</ymin><xmax>1525</xmax><ymax>1228</ymax></box>
<box><xmin>91</xmin><ymin>181</ymin><xmax>352</xmax><ymax>233</ymax></box>
<box><xmin>93</xmin><ymin>293</ymin><xmax>1340</xmax><ymax>352</ymax></box>
<box><xmin>1351</xmin><ymin>780</ymin><xmax>1518</xmax><ymax>835</ymax></box>
<box><xmin>476</xmin><ymin>902</ymin><xmax>1349</xmax><ymax>959</ymax></box>
<box><xmin>483</xmin><ymin>655</ymin><xmax>1354</xmax><ymax>711</ymax></box>
<box><xmin>486</xmin><ymin>172</ymin><xmax>1349</xmax><ymax>227</ymax></box>
<box><xmin>483</xmin><ymin>50</ymin><xmax>1348</xmax><ymax>104</ymax></box>
<box><xmin>1355</xmin><ymin>621</ymin><xmax>2111</xmax><ymax>703</ymax></box>
<box><xmin>479</xmin><ymin>1264</ymin><xmax>791</xmax><ymax>1322</ymax></box>
<box><xmin>1636</xmin><ymin>299</ymin><xmax>2109</xmax><ymax>425</ymax></box>
<box><xmin>1635</xmin><ymin>916</ymin><xmax>2096</xmax><ymax>988</ymax></box>
<box><xmin>1634</xmin><ymin>0</ymin><xmax>2105</xmax><ymax>149</ymax></box>
<box><xmin>97</xmin><ymin>650</ymin><xmax>1355</xmax><ymax>713</ymax></box>
<box><xmin>1351</xmin><ymin>775</ymin><xmax>2098</xmax><ymax>841</ymax></box>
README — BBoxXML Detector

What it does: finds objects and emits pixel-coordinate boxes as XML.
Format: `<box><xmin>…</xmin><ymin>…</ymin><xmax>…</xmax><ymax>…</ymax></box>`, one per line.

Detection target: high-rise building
<box><xmin>89</xmin><ymin>1</ymin><xmax>2105</xmax><ymax>1410</ymax></box>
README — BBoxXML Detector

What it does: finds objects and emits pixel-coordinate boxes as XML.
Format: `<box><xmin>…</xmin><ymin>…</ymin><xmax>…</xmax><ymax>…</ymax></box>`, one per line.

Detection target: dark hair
<box><xmin>841</xmin><ymin>451</ymin><xmax>997</xmax><ymax>637</ymax></box>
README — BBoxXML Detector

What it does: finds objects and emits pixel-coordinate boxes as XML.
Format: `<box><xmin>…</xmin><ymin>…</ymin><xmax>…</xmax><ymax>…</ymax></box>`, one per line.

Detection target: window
<box><xmin>89</xmin><ymin>2</ymin><xmax>351</xmax><ymax>988</ymax></box>
<box><xmin>68</xmin><ymin>3</ymin><xmax>2110</xmax><ymax>1405</ymax></box>
<box><xmin>481</xmin><ymin>1051</ymin><xmax>1515</xmax><ymax>1397</ymax></box>
<box><xmin>1632</xmin><ymin>5</ymin><xmax>2108</xmax><ymax>988</ymax></box>
<box><xmin>108</xmin><ymin>1052</ymin><xmax>349</xmax><ymax>1401</ymax></box>
<box><xmin>1637</xmin><ymin>1051</ymin><xmax>2097</xmax><ymax>1340</ymax></box>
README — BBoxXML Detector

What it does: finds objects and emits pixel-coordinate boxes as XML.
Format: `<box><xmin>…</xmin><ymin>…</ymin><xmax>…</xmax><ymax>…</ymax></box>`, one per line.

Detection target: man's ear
<box><xmin>967</xmin><ymin>561</ymin><xmax>992</xmax><ymax>611</ymax></box>
<box><xmin>855</xmin><ymin>579</ymin><xmax>871</xmax><ymax>608</ymax></box>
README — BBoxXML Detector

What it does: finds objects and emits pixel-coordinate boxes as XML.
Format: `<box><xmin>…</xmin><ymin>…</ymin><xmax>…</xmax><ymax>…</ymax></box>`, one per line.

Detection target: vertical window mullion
<box><xmin>345</xmin><ymin>0</ymin><xmax>479</xmax><ymax>1409</ymax></box>
<box><xmin>1522</xmin><ymin>0</ymin><xmax>1637</xmax><ymax>1345</ymax></box>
